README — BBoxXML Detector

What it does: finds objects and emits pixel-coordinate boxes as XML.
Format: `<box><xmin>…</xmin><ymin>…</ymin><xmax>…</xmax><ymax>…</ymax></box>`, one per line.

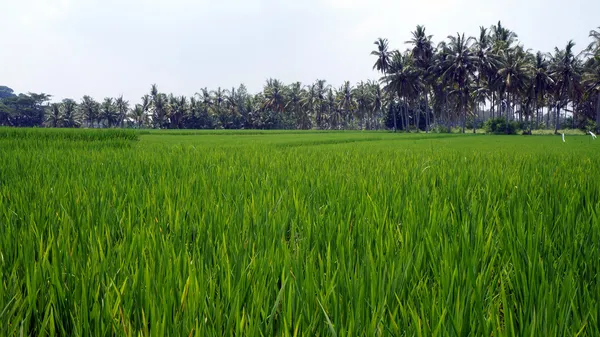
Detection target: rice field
<box><xmin>1</xmin><ymin>129</ymin><xmax>599</xmax><ymax>336</ymax></box>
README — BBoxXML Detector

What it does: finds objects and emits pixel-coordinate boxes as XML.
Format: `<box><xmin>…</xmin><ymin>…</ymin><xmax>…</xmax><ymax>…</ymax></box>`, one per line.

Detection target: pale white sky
<box><xmin>1</xmin><ymin>0</ymin><xmax>599</xmax><ymax>103</ymax></box>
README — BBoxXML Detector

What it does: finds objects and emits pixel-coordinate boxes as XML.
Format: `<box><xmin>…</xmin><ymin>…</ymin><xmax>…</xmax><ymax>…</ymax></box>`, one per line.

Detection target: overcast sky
<box><xmin>1</xmin><ymin>0</ymin><xmax>599</xmax><ymax>103</ymax></box>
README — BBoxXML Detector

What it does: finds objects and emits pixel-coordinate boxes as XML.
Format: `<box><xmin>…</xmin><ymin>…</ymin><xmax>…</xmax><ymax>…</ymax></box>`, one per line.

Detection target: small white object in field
<box><xmin>562</xmin><ymin>133</ymin><xmax>565</xmax><ymax>142</ymax></box>
<box><xmin>589</xmin><ymin>131</ymin><xmax>597</xmax><ymax>139</ymax></box>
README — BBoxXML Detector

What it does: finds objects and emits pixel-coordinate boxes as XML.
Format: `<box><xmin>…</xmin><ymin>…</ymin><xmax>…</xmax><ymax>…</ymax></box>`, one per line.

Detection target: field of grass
<box><xmin>1</xmin><ymin>129</ymin><xmax>599</xmax><ymax>336</ymax></box>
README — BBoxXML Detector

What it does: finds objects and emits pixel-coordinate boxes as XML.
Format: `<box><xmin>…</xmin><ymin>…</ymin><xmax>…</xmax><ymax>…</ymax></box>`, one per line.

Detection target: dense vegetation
<box><xmin>1</xmin><ymin>23</ymin><xmax>600</xmax><ymax>132</ymax></box>
<box><xmin>1</xmin><ymin>129</ymin><xmax>600</xmax><ymax>335</ymax></box>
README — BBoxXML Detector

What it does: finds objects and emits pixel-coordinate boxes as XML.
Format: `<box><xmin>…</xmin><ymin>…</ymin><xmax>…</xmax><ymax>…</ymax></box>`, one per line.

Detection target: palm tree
<box><xmin>114</xmin><ymin>95</ymin><xmax>129</xmax><ymax>127</ymax></box>
<box><xmin>140</xmin><ymin>94</ymin><xmax>151</xmax><ymax>127</ymax></box>
<box><xmin>47</xmin><ymin>103</ymin><xmax>61</xmax><ymax>127</ymax></box>
<box><xmin>100</xmin><ymin>97</ymin><xmax>116</xmax><ymax>127</ymax></box>
<box><xmin>407</xmin><ymin>25</ymin><xmax>434</xmax><ymax>132</ymax></box>
<box><xmin>314</xmin><ymin>80</ymin><xmax>328</xmax><ymax>129</ymax></box>
<box><xmin>550</xmin><ymin>40</ymin><xmax>581</xmax><ymax>133</ymax></box>
<box><xmin>532</xmin><ymin>51</ymin><xmax>554</xmax><ymax>128</ymax></box>
<box><xmin>583</xmin><ymin>55</ymin><xmax>600</xmax><ymax>132</ymax></box>
<box><xmin>443</xmin><ymin>33</ymin><xmax>477</xmax><ymax>133</ymax></box>
<box><xmin>61</xmin><ymin>98</ymin><xmax>79</xmax><ymax>127</ymax></box>
<box><xmin>130</xmin><ymin>104</ymin><xmax>146</xmax><ymax>128</ymax></box>
<box><xmin>263</xmin><ymin>79</ymin><xmax>287</xmax><ymax>128</ymax></box>
<box><xmin>371</xmin><ymin>82</ymin><xmax>384</xmax><ymax>130</ymax></box>
<box><xmin>490</xmin><ymin>21</ymin><xmax>518</xmax><ymax>51</ymax></box>
<box><xmin>287</xmin><ymin>82</ymin><xmax>307</xmax><ymax>129</ymax></box>
<box><xmin>371</xmin><ymin>38</ymin><xmax>391</xmax><ymax>75</ymax></box>
<box><xmin>497</xmin><ymin>46</ymin><xmax>531</xmax><ymax>132</ymax></box>
<box><xmin>382</xmin><ymin>51</ymin><xmax>421</xmax><ymax>132</ymax></box>
<box><xmin>587</xmin><ymin>27</ymin><xmax>600</xmax><ymax>55</ymax></box>
<box><xmin>338</xmin><ymin>81</ymin><xmax>354</xmax><ymax>129</ymax></box>
<box><xmin>152</xmin><ymin>93</ymin><xmax>169</xmax><ymax>129</ymax></box>
<box><xmin>472</xmin><ymin>26</ymin><xmax>499</xmax><ymax>118</ymax></box>
<box><xmin>168</xmin><ymin>95</ymin><xmax>187</xmax><ymax>129</ymax></box>
<box><xmin>80</xmin><ymin>95</ymin><xmax>99</xmax><ymax>127</ymax></box>
<box><xmin>195</xmin><ymin>88</ymin><xmax>213</xmax><ymax>129</ymax></box>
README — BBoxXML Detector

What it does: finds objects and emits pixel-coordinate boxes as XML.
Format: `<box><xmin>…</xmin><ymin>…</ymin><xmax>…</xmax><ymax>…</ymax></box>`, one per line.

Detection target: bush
<box><xmin>431</xmin><ymin>123</ymin><xmax>452</xmax><ymax>133</ymax></box>
<box><xmin>484</xmin><ymin>117</ymin><xmax>521</xmax><ymax>134</ymax></box>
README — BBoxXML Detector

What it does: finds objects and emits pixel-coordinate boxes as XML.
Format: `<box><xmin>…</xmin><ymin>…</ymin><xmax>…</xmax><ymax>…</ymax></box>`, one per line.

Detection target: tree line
<box><xmin>1</xmin><ymin>22</ymin><xmax>599</xmax><ymax>133</ymax></box>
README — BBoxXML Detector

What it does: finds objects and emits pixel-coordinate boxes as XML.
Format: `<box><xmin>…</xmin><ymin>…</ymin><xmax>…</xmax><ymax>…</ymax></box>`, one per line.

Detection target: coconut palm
<box><xmin>129</xmin><ymin>104</ymin><xmax>146</xmax><ymax>128</ymax></box>
<box><xmin>550</xmin><ymin>40</ymin><xmax>581</xmax><ymax>133</ymax></box>
<box><xmin>114</xmin><ymin>95</ymin><xmax>129</xmax><ymax>127</ymax></box>
<box><xmin>371</xmin><ymin>38</ymin><xmax>391</xmax><ymax>75</ymax></box>
<box><xmin>80</xmin><ymin>95</ymin><xmax>99</xmax><ymax>128</ymax></box>
<box><xmin>140</xmin><ymin>95</ymin><xmax>151</xmax><ymax>127</ymax></box>
<box><xmin>313</xmin><ymin>80</ymin><xmax>328</xmax><ymax>129</ymax></box>
<box><xmin>382</xmin><ymin>51</ymin><xmax>421</xmax><ymax>132</ymax></box>
<box><xmin>582</xmin><ymin>55</ymin><xmax>600</xmax><ymax>131</ymax></box>
<box><xmin>263</xmin><ymin>79</ymin><xmax>287</xmax><ymax>128</ymax></box>
<box><xmin>61</xmin><ymin>98</ymin><xmax>80</xmax><ymax>127</ymax></box>
<box><xmin>496</xmin><ymin>46</ymin><xmax>531</xmax><ymax>131</ymax></box>
<box><xmin>443</xmin><ymin>33</ymin><xmax>477</xmax><ymax>133</ymax></box>
<box><xmin>531</xmin><ymin>51</ymin><xmax>554</xmax><ymax>128</ymax></box>
<box><xmin>46</xmin><ymin>103</ymin><xmax>61</xmax><ymax>127</ymax></box>
<box><xmin>287</xmin><ymin>82</ymin><xmax>307</xmax><ymax>129</ymax></box>
<box><xmin>587</xmin><ymin>27</ymin><xmax>600</xmax><ymax>55</ymax></box>
<box><xmin>407</xmin><ymin>25</ymin><xmax>434</xmax><ymax>132</ymax></box>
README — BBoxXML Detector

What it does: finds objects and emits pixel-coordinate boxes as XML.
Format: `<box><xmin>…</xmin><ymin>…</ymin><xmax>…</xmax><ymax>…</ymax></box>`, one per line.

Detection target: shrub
<box><xmin>484</xmin><ymin>117</ymin><xmax>520</xmax><ymax>134</ymax></box>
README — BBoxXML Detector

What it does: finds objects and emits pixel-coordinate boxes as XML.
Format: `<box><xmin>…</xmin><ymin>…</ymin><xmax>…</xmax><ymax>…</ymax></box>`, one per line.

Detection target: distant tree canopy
<box><xmin>0</xmin><ymin>86</ymin><xmax>16</xmax><ymax>100</ymax></box>
<box><xmin>1</xmin><ymin>23</ymin><xmax>600</xmax><ymax>132</ymax></box>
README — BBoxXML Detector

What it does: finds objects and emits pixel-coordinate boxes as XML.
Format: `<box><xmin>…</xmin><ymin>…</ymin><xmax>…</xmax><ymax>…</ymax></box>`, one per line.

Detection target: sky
<box><xmin>1</xmin><ymin>0</ymin><xmax>599</xmax><ymax>103</ymax></box>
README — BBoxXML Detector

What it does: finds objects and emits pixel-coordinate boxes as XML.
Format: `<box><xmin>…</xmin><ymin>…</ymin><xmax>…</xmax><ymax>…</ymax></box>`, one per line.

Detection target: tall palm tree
<box><xmin>152</xmin><ymin>93</ymin><xmax>169</xmax><ymax>129</ymax></box>
<box><xmin>212</xmin><ymin>87</ymin><xmax>225</xmax><ymax>128</ymax></box>
<box><xmin>100</xmin><ymin>97</ymin><xmax>116</xmax><ymax>127</ymax></box>
<box><xmin>46</xmin><ymin>103</ymin><xmax>61</xmax><ymax>127</ymax></box>
<box><xmin>550</xmin><ymin>40</ymin><xmax>581</xmax><ymax>133</ymax></box>
<box><xmin>263</xmin><ymin>79</ymin><xmax>287</xmax><ymax>128</ymax></box>
<box><xmin>314</xmin><ymin>80</ymin><xmax>328</xmax><ymax>129</ymax></box>
<box><xmin>371</xmin><ymin>38</ymin><xmax>391</xmax><ymax>75</ymax></box>
<box><xmin>583</xmin><ymin>55</ymin><xmax>600</xmax><ymax>132</ymax></box>
<box><xmin>407</xmin><ymin>25</ymin><xmax>434</xmax><ymax>132</ymax></box>
<box><xmin>472</xmin><ymin>26</ymin><xmax>499</xmax><ymax>119</ymax></box>
<box><xmin>80</xmin><ymin>95</ymin><xmax>99</xmax><ymax>128</ymax></box>
<box><xmin>587</xmin><ymin>27</ymin><xmax>600</xmax><ymax>55</ymax></box>
<box><xmin>61</xmin><ymin>98</ymin><xmax>79</xmax><ymax>127</ymax></box>
<box><xmin>382</xmin><ymin>51</ymin><xmax>421</xmax><ymax>132</ymax></box>
<box><xmin>443</xmin><ymin>33</ymin><xmax>477</xmax><ymax>133</ymax></box>
<box><xmin>129</xmin><ymin>104</ymin><xmax>146</xmax><ymax>128</ymax></box>
<box><xmin>497</xmin><ymin>46</ymin><xmax>531</xmax><ymax>132</ymax></box>
<box><xmin>490</xmin><ymin>21</ymin><xmax>518</xmax><ymax>51</ymax></box>
<box><xmin>531</xmin><ymin>51</ymin><xmax>554</xmax><ymax>128</ymax></box>
<box><xmin>140</xmin><ymin>94</ymin><xmax>151</xmax><ymax>127</ymax></box>
<box><xmin>371</xmin><ymin>81</ymin><xmax>384</xmax><ymax>130</ymax></box>
<box><xmin>114</xmin><ymin>95</ymin><xmax>129</xmax><ymax>127</ymax></box>
<box><xmin>338</xmin><ymin>81</ymin><xmax>354</xmax><ymax>129</ymax></box>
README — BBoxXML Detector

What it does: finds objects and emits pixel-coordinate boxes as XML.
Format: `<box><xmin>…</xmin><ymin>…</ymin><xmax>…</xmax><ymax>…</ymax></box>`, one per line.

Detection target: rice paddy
<box><xmin>1</xmin><ymin>129</ymin><xmax>599</xmax><ymax>336</ymax></box>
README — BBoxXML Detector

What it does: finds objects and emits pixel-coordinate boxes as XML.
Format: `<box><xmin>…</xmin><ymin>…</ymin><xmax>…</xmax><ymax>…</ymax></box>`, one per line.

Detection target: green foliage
<box><xmin>1</xmin><ymin>131</ymin><xmax>599</xmax><ymax>336</ymax></box>
<box><xmin>0</xmin><ymin>85</ymin><xmax>16</xmax><ymax>99</ymax></box>
<box><xmin>0</xmin><ymin>127</ymin><xmax>138</xmax><ymax>141</ymax></box>
<box><xmin>484</xmin><ymin>117</ymin><xmax>521</xmax><ymax>134</ymax></box>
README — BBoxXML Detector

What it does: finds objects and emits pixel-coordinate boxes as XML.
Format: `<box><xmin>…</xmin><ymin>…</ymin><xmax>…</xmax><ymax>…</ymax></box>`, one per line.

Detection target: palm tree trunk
<box><xmin>505</xmin><ymin>93</ymin><xmax>510</xmax><ymax>134</ymax></box>
<box><xmin>535</xmin><ymin>101</ymin><xmax>539</xmax><ymax>129</ymax></box>
<box><xmin>555</xmin><ymin>103</ymin><xmax>561</xmax><ymax>134</ymax></box>
<box><xmin>596</xmin><ymin>92</ymin><xmax>600</xmax><ymax>134</ymax></box>
<box><xmin>425</xmin><ymin>93</ymin><xmax>430</xmax><ymax>133</ymax></box>
<box><xmin>491</xmin><ymin>92</ymin><xmax>495</xmax><ymax>119</ymax></box>
<box><xmin>393</xmin><ymin>103</ymin><xmax>398</xmax><ymax>132</ymax></box>
<box><xmin>473</xmin><ymin>103</ymin><xmax>477</xmax><ymax>134</ymax></box>
<box><xmin>403</xmin><ymin>96</ymin><xmax>409</xmax><ymax>133</ymax></box>
<box><xmin>415</xmin><ymin>102</ymin><xmax>421</xmax><ymax>132</ymax></box>
<box><xmin>572</xmin><ymin>101</ymin><xmax>577</xmax><ymax>129</ymax></box>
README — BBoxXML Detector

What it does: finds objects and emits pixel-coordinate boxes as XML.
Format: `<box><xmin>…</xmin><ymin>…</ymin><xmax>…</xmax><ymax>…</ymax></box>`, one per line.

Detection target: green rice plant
<box><xmin>0</xmin><ymin>131</ymin><xmax>599</xmax><ymax>336</ymax></box>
